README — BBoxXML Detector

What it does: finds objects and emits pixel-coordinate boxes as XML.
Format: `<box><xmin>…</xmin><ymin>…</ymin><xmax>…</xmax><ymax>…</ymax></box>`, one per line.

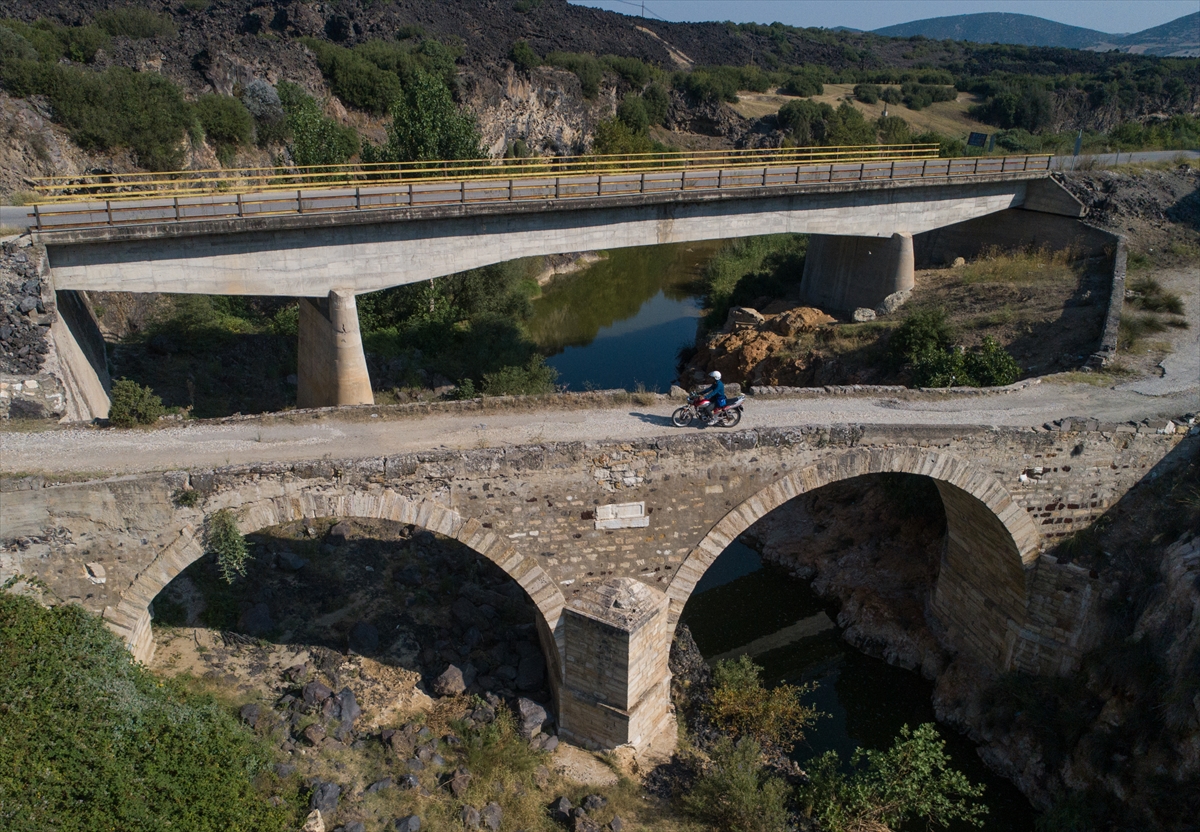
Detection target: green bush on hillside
<box><xmin>779</xmin><ymin>67</ymin><xmax>824</xmax><ymax>97</ymax></box>
<box><xmin>900</xmin><ymin>81</ymin><xmax>957</xmax><ymax>111</ymax></box>
<box><xmin>854</xmin><ymin>82</ymin><xmax>881</xmax><ymax>103</ymax></box>
<box><xmin>195</xmin><ymin>94</ymin><xmax>254</xmax><ymax>164</ymax></box>
<box><xmin>277</xmin><ymin>81</ymin><xmax>358</xmax><ymax>168</ymax></box>
<box><xmin>0</xmin><ymin>592</ymin><xmax>295</xmax><ymax>832</ymax></box>
<box><xmin>545</xmin><ymin>51</ymin><xmax>602</xmax><ymax>98</ymax></box>
<box><xmin>480</xmin><ymin>356</ymin><xmax>559</xmax><ymax>396</ymax></box>
<box><xmin>601</xmin><ymin>54</ymin><xmax>653</xmax><ymax>87</ymax></box>
<box><xmin>799</xmin><ymin>723</ymin><xmax>988</xmax><ymax>831</ymax></box>
<box><xmin>700</xmin><ymin>234</ymin><xmax>807</xmax><ymax>329</ymax></box>
<box><xmin>641</xmin><ymin>82</ymin><xmax>670</xmax><ymax>125</ymax></box>
<box><xmin>206</xmin><ymin>508</ymin><xmax>251</xmax><ymax>584</ymax></box>
<box><xmin>0</xmin><ymin>18</ymin><xmax>110</xmax><ymax>62</ymax></box>
<box><xmin>777</xmin><ymin>99</ymin><xmax>874</xmax><ymax>146</ymax></box>
<box><xmin>511</xmin><ymin>39</ymin><xmax>540</xmax><ymax>73</ymax></box>
<box><xmin>683</xmin><ymin>737</ymin><xmax>790</xmax><ymax>832</ymax></box>
<box><xmin>108</xmin><ymin>378</ymin><xmax>165</xmax><ymax>427</ymax></box>
<box><xmin>94</xmin><ymin>7</ymin><xmax>177</xmax><ymax>39</ymax></box>
<box><xmin>364</xmin><ymin>69</ymin><xmax>481</xmax><ymax>163</ymax></box>
<box><xmin>888</xmin><ymin>308</ymin><xmax>955</xmax><ymax>368</ymax></box>
<box><xmin>891</xmin><ymin>311</ymin><xmax>1020</xmax><ymax>388</ymax></box>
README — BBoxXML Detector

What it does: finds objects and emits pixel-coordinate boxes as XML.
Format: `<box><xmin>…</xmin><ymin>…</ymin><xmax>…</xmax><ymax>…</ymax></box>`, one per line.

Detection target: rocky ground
<box><xmin>149</xmin><ymin>517</ymin><xmax>681</xmax><ymax>832</ymax></box>
<box><xmin>0</xmin><ymin>239</ymin><xmax>49</xmax><ymax>379</ymax></box>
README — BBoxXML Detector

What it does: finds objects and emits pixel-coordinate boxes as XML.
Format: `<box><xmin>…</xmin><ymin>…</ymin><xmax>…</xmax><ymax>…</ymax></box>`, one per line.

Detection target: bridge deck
<box><xmin>26</xmin><ymin>153</ymin><xmax>1051</xmax><ymax>235</ymax></box>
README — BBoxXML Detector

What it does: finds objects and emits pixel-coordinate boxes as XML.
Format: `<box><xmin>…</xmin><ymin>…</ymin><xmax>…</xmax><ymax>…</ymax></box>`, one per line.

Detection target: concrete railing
<box><xmin>24</xmin><ymin>154</ymin><xmax>1052</xmax><ymax>232</ymax></box>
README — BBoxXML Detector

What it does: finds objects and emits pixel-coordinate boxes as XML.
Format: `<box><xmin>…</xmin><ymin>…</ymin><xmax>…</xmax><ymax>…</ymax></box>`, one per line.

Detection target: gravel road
<box><xmin>2</xmin><ymin>379</ymin><xmax>1195</xmax><ymax>477</ymax></box>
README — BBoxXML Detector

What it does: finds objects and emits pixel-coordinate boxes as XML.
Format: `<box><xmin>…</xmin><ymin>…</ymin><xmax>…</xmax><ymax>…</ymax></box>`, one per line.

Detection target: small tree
<box><xmin>963</xmin><ymin>336</ymin><xmax>1020</xmax><ymax>386</ymax></box>
<box><xmin>195</xmin><ymin>94</ymin><xmax>254</xmax><ymax>164</ymax></box>
<box><xmin>206</xmin><ymin>508</ymin><xmax>250</xmax><ymax>584</ymax></box>
<box><xmin>378</xmin><ymin>70</ymin><xmax>482</xmax><ymax>162</ymax></box>
<box><xmin>706</xmin><ymin>655</ymin><xmax>821</xmax><ymax>755</ymax></box>
<box><xmin>108</xmin><ymin>379</ymin><xmax>165</xmax><ymax>427</ymax></box>
<box><xmin>510</xmin><ymin>39</ymin><xmax>540</xmax><ymax>73</ymax></box>
<box><xmin>684</xmin><ymin>737</ymin><xmax>790</xmax><ymax>832</ymax></box>
<box><xmin>800</xmin><ymin>723</ymin><xmax>988</xmax><ymax>831</ymax></box>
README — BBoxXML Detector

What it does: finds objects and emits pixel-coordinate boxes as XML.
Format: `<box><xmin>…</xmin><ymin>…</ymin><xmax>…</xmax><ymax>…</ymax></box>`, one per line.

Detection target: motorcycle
<box><xmin>671</xmin><ymin>392</ymin><xmax>745</xmax><ymax>428</ymax></box>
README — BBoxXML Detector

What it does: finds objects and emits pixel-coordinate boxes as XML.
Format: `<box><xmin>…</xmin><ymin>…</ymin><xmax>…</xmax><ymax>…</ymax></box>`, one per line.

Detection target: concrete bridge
<box><xmin>24</xmin><ymin>152</ymin><xmax>1085</xmax><ymax>411</ymax></box>
<box><xmin>1</xmin><ymin>422</ymin><xmax>1182</xmax><ymax>752</ymax></box>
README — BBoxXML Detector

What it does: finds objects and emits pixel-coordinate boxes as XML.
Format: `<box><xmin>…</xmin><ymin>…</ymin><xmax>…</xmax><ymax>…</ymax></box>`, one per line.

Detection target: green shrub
<box><xmin>108</xmin><ymin>378</ymin><xmax>165</xmax><ymax>427</ymax></box>
<box><xmin>601</xmin><ymin>54</ymin><xmax>652</xmax><ymax>86</ymax></box>
<box><xmin>684</xmin><ymin>737</ymin><xmax>789</xmax><ymax>832</ymax></box>
<box><xmin>0</xmin><ymin>18</ymin><xmax>111</xmax><ymax>63</ymax></box>
<box><xmin>510</xmin><ymin>39</ymin><xmax>540</xmax><ymax>73</ymax></box>
<box><xmin>779</xmin><ymin>68</ymin><xmax>823</xmax><ymax>97</ymax></box>
<box><xmin>0</xmin><ymin>592</ymin><xmax>295</xmax><ymax>832</ymax></box>
<box><xmin>642</xmin><ymin>82</ymin><xmax>670</xmax><ymax>125</ymax></box>
<box><xmin>195</xmin><ymin>94</ymin><xmax>254</xmax><ymax>164</ymax></box>
<box><xmin>963</xmin><ymin>336</ymin><xmax>1020</xmax><ymax>386</ymax></box>
<box><xmin>545</xmin><ymin>51</ymin><xmax>602</xmax><ymax>98</ymax></box>
<box><xmin>854</xmin><ymin>82</ymin><xmax>881</xmax><ymax>103</ymax></box>
<box><xmin>707</xmin><ymin>654</ymin><xmax>820</xmax><ymax>754</ymax></box>
<box><xmin>799</xmin><ymin>723</ymin><xmax>987</xmax><ymax>831</ymax></box>
<box><xmin>593</xmin><ymin>117</ymin><xmax>660</xmax><ymax>154</ymax></box>
<box><xmin>900</xmin><ymin>82</ymin><xmax>957</xmax><ymax>111</ymax></box>
<box><xmin>677</xmin><ymin>67</ymin><xmax>740</xmax><ymax>103</ymax></box>
<box><xmin>880</xmin><ymin>86</ymin><xmax>903</xmax><ymax>105</ymax></box>
<box><xmin>876</xmin><ymin>114</ymin><xmax>912</xmax><ymax>144</ymax></box>
<box><xmin>480</xmin><ymin>356</ymin><xmax>558</xmax><ymax>396</ymax></box>
<box><xmin>0</xmin><ymin>25</ymin><xmax>38</xmax><ymax>62</ymax></box>
<box><xmin>700</xmin><ymin>234</ymin><xmax>806</xmax><ymax>329</ymax></box>
<box><xmin>278</xmin><ymin>82</ymin><xmax>358</xmax><ymax>168</ymax></box>
<box><xmin>777</xmin><ymin>99</ymin><xmax>874</xmax><ymax>146</ymax></box>
<box><xmin>206</xmin><ymin>508</ymin><xmax>250</xmax><ymax>584</ymax></box>
<box><xmin>616</xmin><ymin>93</ymin><xmax>650</xmax><ymax>134</ymax></box>
<box><xmin>366</xmin><ymin>69</ymin><xmax>481</xmax><ymax>162</ymax></box>
<box><xmin>889</xmin><ymin>308</ymin><xmax>955</xmax><ymax>368</ymax></box>
<box><xmin>301</xmin><ymin>38</ymin><xmax>402</xmax><ymax>115</ymax></box>
<box><xmin>95</xmin><ymin>7</ymin><xmax>177</xmax><ymax>39</ymax></box>
<box><xmin>240</xmin><ymin>78</ymin><xmax>288</xmax><ymax>146</ymax></box>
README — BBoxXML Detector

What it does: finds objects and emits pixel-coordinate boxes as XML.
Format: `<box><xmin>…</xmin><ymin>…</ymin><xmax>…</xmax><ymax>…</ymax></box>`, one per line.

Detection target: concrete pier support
<box><xmin>557</xmin><ymin>578</ymin><xmax>674</xmax><ymax>752</ymax></box>
<box><xmin>297</xmin><ymin>289</ymin><xmax>374</xmax><ymax>408</ymax></box>
<box><xmin>800</xmin><ymin>231</ymin><xmax>915</xmax><ymax>313</ymax></box>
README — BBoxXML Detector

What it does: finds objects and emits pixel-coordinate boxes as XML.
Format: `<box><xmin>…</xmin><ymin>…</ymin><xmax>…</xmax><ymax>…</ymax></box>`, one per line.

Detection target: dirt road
<box><xmin>2</xmin><ymin>378</ymin><xmax>1194</xmax><ymax>478</ymax></box>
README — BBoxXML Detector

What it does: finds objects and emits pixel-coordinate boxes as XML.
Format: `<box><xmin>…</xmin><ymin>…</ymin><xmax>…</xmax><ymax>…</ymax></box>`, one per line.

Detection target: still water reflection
<box><xmin>680</xmin><ymin>541</ymin><xmax>1037</xmax><ymax>832</ymax></box>
<box><xmin>527</xmin><ymin>243</ymin><xmax>721</xmax><ymax>390</ymax></box>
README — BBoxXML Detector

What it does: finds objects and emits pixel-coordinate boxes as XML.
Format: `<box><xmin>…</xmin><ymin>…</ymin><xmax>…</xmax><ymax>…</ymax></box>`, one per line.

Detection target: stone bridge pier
<box><xmin>0</xmin><ymin>424</ymin><xmax>1181</xmax><ymax>752</ymax></box>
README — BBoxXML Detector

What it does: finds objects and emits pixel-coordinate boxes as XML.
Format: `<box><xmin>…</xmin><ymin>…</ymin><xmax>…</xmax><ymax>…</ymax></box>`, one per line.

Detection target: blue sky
<box><xmin>567</xmin><ymin>1</ymin><xmax>1197</xmax><ymax>35</ymax></box>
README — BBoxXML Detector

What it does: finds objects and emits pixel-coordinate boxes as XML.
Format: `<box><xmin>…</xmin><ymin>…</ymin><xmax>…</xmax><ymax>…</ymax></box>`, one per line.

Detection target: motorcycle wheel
<box><xmin>671</xmin><ymin>407</ymin><xmax>694</xmax><ymax>427</ymax></box>
<box><xmin>720</xmin><ymin>407</ymin><xmax>742</xmax><ymax>428</ymax></box>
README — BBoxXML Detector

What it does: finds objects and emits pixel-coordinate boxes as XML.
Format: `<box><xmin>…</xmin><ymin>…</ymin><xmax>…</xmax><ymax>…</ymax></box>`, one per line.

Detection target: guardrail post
<box><xmin>719</xmin><ymin>169</ymin><xmax>725</xmax><ymax>188</ymax></box>
<box><xmin>296</xmin><ymin>190</ymin><xmax>303</xmax><ymax>214</ymax></box>
<box><xmin>407</xmin><ymin>183</ymin><xmax>413</xmax><ymax>206</ymax></box>
<box><xmin>355</xmin><ymin>187</ymin><xmax>361</xmax><ymax>210</ymax></box>
<box><xmin>640</xmin><ymin>172</ymin><xmax>646</xmax><ymax>193</ymax></box>
<box><xmin>761</xmin><ymin>167</ymin><xmax>768</xmax><ymax>187</ymax></box>
<box><xmin>106</xmin><ymin>200</ymin><xmax>113</xmax><ymax>225</ymax></box>
<box><xmin>794</xmin><ymin>166</ymin><xmax>800</xmax><ymax>185</ymax></box>
<box><xmin>173</xmin><ymin>197</ymin><xmax>180</xmax><ymax>221</ymax></box>
<box><xmin>859</xmin><ymin>162</ymin><xmax>865</xmax><ymax>181</ymax></box>
<box><xmin>921</xmin><ymin>160</ymin><xmax>928</xmax><ymax>178</ymax></box>
<box><xmin>508</xmin><ymin>179</ymin><xmax>514</xmax><ymax>201</ymax></box>
<box><xmin>236</xmin><ymin>192</ymin><xmax>244</xmax><ymax>218</ymax></box>
<box><xmin>461</xmin><ymin>181</ymin><xmax>466</xmax><ymax>203</ymax></box>
<box><xmin>890</xmin><ymin>160</ymin><xmax>895</xmax><ymax>179</ymax></box>
<box><xmin>33</xmin><ymin>204</ymin><xmax>41</xmax><ymax>230</ymax></box>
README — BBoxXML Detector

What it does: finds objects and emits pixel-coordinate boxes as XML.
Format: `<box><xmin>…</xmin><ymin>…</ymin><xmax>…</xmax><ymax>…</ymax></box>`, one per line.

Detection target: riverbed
<box><xmin>680</xmin><ymin>540</ymin><xmax>1038</xmax><ymax>831</ymax></box>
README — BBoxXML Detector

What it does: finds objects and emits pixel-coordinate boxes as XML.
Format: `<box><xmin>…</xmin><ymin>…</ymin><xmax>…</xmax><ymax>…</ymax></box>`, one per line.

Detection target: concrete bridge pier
<box><xmin>297</xmin><ymin>289</ymin><xmax>374</xmax><ymax>408</ymax></box>
<box><xmin>800</xmin><ymin>231</ymin><xmax>915</xmax><ymax>313</ymax></box>
<box><xmin>557</xmin><ymin>578</ymin><xmax>675</xmax><ymax>751</ymax></box>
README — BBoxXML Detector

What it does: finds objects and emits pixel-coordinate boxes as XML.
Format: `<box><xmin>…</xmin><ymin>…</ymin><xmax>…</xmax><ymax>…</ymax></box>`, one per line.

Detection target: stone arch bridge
<box><xmin>1</xmin><ymin>423</ymin><xmax>1180</xmax><ymax>751</ymax></box>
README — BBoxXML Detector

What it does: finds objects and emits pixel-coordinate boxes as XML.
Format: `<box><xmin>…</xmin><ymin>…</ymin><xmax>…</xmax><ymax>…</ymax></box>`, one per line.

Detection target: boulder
<box><xmin>327</xmin><ymin>522</ymin><xmax>352</xmax><ymax>544</ymax></box>
<box><xmin>432</xmin><ymin>664</ymin><xmax>466</xmax><ymax>696</ymax></box>
<box><xmin>517</xmin><ymin>698</ymin><xmax>547</xmax><ymax>738</ymax></box>
<box><xmin>398</xmin><ymin>773</ymin><xmax>420</xmax><ymax>790</ymax></box>
<box><xmin>393</xmin><ymin>816</ymin><xmax>421</xmax><ymax>832</ymax></box>
<box><xmin>451</xmin><ymin>597</ymin><xmax>478</xmax><ymax>626</ymax></box>
<box><xmin>582</xmin><ymin>794</ymin><xmax>608</xmax><ymax>813</ymax></box>
<box><xmin>337</xmin><ymin>823</ymin><xmax>366</xmax><ymax>832</ymax></box>
<box><xmin>302</xmin><ymin>809</ymin><xmax>326</xmax><ymax>832</ymax></box>
<box><xmin>609</xmin><ymin>817</ymin><xmax>625</xmax><ymax>832</ymax></box>
<box><xmin>239</xmin><ymin>703</ymin><xmax>262</xmax><ymax>729</ymax></box>
<box><xmin>770</xmin><ymin>306</ymin><xmax>836</xmax><ymax>336</ymax></box>
<box><xmin>448</xmin><ymin>767</ymin><xmax>472</xmax><ymax>798</ymax></box>
<box><xmin>309</xmin><ymin>781</ymin><xmax>340</xmax><ymax>816</ymax></box>
<box><xmin>549</xmin><ymin>796</ymin><xmax>573</xmax><ymax>823</ymax></box>
<box><xmin>481</xmin><ymin>802</ymin><xmax>503</xmax><ymax>831</ymax></box>
<box><xmin>852</xmin><ymin>307</ymin><xmax>876</xmax><ymax>322</ymax></box>
<box><xmin>461</xmin><ymin>805</ymin><xmax>481</xmax><ymax>829</ymax></box>
<box><xmin>874</xmin><ymin>289</ymin><xmax>911</xmax><ymax>316</ymax></box>
<box><xmin>724</xmin><ymin>306</ymin><xmax>766</xmax><ymax>333</ymax></box>
<box><xmin>277</xmin><ymin>550</ymin><xmax>308</xmax><ymax>570</ymax></box>
<box><xmin>366</xmin><ymin>778</ymin><xmax>392</xmax><ymax>794</ymax></box>
<box><xmin>668</xmin><ymin>385</ymin><xmax>689</xmax><ymax>399</ymax></box>
<box><xmin>303</xmin><ymin>681</ymin><xmax>334</xmax><ymax>706</ymax></box>
<box><xmin>334</xmin><ymin>687</ymin><xmax>361</xmax><ymax>725</ymax></box>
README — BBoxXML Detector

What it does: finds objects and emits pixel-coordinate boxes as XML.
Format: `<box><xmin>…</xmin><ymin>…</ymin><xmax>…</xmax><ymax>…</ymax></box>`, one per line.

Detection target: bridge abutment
<box><xmin>800</xmin><ymin>231</ymin><xmax>915</xmax><ymax>313</ymax></box>
<box><xmin>557</xmin><ymin>578</ymin><xmax>674</xmax><ymax>751</ymax></box>
<box><xmin>297</xmin><ymin>289</ymin><xmax>374</xmax><ymax>408</ymax></box>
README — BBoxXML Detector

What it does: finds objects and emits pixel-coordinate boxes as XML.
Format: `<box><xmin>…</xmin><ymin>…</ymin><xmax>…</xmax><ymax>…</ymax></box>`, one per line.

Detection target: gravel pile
<box><xmin>1061</xmin><ymin>167</ymin><xmax>1200</xmax><ymax>231</ymax></box>
<box><xmin>0</xmin><ymin>240</ymin><xmax>49</xmax><ymax>376</ymax></box>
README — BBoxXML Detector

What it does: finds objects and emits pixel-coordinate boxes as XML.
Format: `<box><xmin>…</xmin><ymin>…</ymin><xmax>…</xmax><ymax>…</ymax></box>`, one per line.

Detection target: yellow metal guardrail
<box><xmin>30</xmin><ymin>145</ymin><xmax>941</xmax><ymax>203</ymax></box>
<box><xmin>24</xmin><ymin>148</ymin><xmax>1052</xmax><ymax>232</ymax></box>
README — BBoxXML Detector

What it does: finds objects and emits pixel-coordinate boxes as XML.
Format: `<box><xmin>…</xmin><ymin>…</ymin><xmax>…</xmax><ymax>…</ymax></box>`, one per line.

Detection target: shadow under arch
<box><xmin>665</xmin><ymin>446</ymin><xmax>1043</xmax><ymax>669</ymax></box>
<box><xmin>108</xmin><ymin>489</ymin><xmax>567</xmax><ymax>695</ymax></box>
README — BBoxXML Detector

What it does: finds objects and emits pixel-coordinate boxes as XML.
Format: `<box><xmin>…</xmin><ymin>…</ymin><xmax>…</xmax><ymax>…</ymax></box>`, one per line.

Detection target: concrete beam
<box><xmin>1021</xmin><ymin>178</ymin><xmax>1086</xmax><ymax>217</ymax></box>
<box><xmin>296</xmin><ymin>290</ymin><xmax>374</xmax><ymax>408</ymax></box>
<box><xmin>800</xmin><ymin>231</ymin><xmax>914</xmax><ymax>313</ymax></box>
<box><xmin>43</xmin><ymin>177</ymin><xmax>1038</xmax><ymax>297</ymax></box>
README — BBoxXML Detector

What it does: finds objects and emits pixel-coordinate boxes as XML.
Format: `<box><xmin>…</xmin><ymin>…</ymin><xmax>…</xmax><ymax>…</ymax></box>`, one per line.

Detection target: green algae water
<box><xmin>527</xmin><ymin>242</ymin><xmax>721</xmax><ymax>390</ymax></box>
<box><xmin>680</xmin><ymin>541</ymin><xmax>1038</xmax><ymax>832</ymax></box>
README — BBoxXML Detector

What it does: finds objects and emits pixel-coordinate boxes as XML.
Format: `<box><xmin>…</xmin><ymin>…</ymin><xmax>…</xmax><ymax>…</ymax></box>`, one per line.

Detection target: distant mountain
<box><xmin>873</xmin><ymin>12</ymin><xmax>1112</xmax><ymax>48</ymax></box>
<box><xmin>873</xmin><ymin>11</ymin><xmax>1200</xmax><ymax>57</ymax></box>
<box><xmin>1111</xmin><ymin>11</ymin><xmax>1200</xmax><ymax>57</ymax></box>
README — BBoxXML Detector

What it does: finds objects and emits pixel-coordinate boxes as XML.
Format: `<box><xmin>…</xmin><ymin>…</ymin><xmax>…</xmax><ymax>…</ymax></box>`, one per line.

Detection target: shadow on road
<box><xmin>629</xmin><ymin>411</ymin><xmax>676</xmax><ymax>427</ymax></box>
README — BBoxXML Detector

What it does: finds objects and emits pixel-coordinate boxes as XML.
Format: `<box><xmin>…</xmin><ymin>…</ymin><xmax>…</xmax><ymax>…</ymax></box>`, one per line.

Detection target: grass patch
<box><xmin>1118</xmin><ymin>313</ymin><xmax>1170</xmax><ymax>351</ymax></box>
<box><xmin>959</xmin><ymin>244</ymin><xmax>1078</xmax><ymax>285</ymax></box>
<box><xmin>0</xmin><ymin>225</ymin><xmax>22</xmax><ymax>236</ymax></box>
<box><xmin>1128</xmin><ymin>276</ymin><xmax>1185</xmax><ymax>315</ymax></box>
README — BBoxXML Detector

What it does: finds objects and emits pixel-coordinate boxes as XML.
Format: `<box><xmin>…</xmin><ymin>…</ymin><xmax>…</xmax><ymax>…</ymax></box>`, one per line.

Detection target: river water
<box><xmin>527</xmin><ymin>242</ymin><xmax>721</xmax><ymax>391</ymax></box>
<box><xmin>680</xmin><ymin>541</ymin><xmax>1038</xmax><ymax>831</ymax></box>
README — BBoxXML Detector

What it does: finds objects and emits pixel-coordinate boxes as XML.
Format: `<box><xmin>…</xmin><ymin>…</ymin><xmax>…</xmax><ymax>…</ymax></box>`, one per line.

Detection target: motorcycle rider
<box><xmin>697</xmin><ymin>370</ymin><xmax>726</xmax><ymax>424</ymax></box>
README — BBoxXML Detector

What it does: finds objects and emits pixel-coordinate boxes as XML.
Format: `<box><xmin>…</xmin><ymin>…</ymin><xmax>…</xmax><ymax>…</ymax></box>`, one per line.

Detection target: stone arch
<box><xmin>108</xmin><ymin>486</ymin><xmax>566</xmax><ymax>688</ymax></box>
<box><xmin>665</xmin><ymin>447</ymin><xmax>1042</xmax><ymax>668</ymax></box>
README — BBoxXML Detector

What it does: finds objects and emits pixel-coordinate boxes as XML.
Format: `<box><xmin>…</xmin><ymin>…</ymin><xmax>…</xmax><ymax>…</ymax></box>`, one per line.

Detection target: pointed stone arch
<box><xmin>665</xmin><ymin>447</ymin><xmax>1042</xmax><ymax>668</ymax></box>
<box><xmin>106</xmin><ymin>487</ymin><xmax>566</xmax><ymax>686</ymax></box>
